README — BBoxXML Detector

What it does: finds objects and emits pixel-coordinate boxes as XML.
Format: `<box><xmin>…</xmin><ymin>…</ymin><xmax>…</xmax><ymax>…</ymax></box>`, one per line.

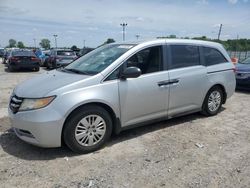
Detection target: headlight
<box><xmin>19</xmin><ymin>96</ymin><xmax>56</xmax><ymax>111</ymax></box>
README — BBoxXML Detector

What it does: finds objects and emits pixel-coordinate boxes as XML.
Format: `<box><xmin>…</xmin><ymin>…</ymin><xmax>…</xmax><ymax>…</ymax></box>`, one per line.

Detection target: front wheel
<box><xmin>63</xmin><ymin>105</ymin><xmax>112</xmax><ymax>153</ymax></box>
<box><xmin>202</xmin><ymin>86</ymin><xmax>223</xmax><ymax>116</ymax></box>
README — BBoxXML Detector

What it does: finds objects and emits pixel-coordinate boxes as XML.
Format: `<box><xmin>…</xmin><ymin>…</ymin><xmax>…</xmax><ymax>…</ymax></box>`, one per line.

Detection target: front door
<box><xmin>118</xmin><ymin>45</ymin><xmax>170</xmax><ymax>127</ymax></box>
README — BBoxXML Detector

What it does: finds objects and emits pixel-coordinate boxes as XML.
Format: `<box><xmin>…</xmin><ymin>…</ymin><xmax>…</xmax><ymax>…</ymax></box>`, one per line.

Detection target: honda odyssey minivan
<box><xmin>9</xmin><ymin>39</ymin><xmax>236</xmax><ymax>153</ymax></box>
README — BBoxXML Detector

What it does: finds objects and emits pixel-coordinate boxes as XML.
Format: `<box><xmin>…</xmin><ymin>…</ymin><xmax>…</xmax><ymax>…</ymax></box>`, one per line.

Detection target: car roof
<box><xmin>115</xmin><ymin>39</ymin><xmax>223</xmax><ymax>49</ymax></box>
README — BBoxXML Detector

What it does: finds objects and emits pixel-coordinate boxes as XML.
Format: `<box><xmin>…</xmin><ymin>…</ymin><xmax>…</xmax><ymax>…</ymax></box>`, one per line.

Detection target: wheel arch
<box><xmin>61</xmin><ymin>102</ymin><xmax>120</xmax><ymax>145</ymax></box>
<box><xmin>204</xmin><ymin>84</ymin><xmax>227</xmax><ymax>105</ymax></box>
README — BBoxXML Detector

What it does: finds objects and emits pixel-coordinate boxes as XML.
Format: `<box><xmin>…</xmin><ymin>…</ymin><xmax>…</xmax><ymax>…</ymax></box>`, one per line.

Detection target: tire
<box><xmin>63</xmin><ymin>105</ymin><xmax>112</xmax><ymax>153</ymax></box>
<box><xmin>201</xmin><ymin>86</ymin><xmax>223</xmax><ymax>116</ymax></box>
<box><xmin>34</xmin><ymin>67</ymin><xmax>40</xmax><ymax>72</ymax></box>
<box><xmin>8</xmin><ymin>65</ymin><xmax>15</xmax><ymax>72</ymax></box>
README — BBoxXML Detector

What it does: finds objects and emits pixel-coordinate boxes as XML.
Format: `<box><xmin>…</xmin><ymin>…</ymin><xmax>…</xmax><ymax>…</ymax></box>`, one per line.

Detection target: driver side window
<box><xmin>105</xmin><ymin>45</ymin><xmax>163</xmax><ymax>81</ymax></box>
<box><xmin>126</xmin><ymin>46</ymin><xmax>163</xmax><ymax>74</ymax></box>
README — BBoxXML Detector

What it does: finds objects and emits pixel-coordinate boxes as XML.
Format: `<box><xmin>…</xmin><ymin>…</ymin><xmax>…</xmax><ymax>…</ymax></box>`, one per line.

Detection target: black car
<box><xmin>235</xmin><ymin>57</ymin><xmax>250</xmax><ymax>90</ymax></box>
<box><xmin>46</xmin><ymin>49</ymin><xmax>77</xmax><ymax>69</ymax></box>
<box><xmin>7</xmin><ymin>50</ymin><xmax>40</xmax><ymax>72</ymax></box>
<box><xmin>0</xmin><ymin>48</ymin><xmax>4</xmax><ymax>58</ymax></box>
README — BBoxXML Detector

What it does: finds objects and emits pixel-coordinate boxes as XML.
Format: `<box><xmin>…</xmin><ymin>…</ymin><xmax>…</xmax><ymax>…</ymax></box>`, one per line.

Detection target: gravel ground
<box><xmin>0</xmin><ymin>59</ymin><xmax>250</xmax><ymax>188</ymax></box>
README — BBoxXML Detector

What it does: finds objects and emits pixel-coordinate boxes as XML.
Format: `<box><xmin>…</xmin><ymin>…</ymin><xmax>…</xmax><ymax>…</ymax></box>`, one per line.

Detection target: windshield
<box><xmin>239</xmin><ymin>57</ymin><xmax>250</xmax><ymax>64</ymax></box>
<box><xmin>57</xmin><ymin>51</ymin><xmax>75</xmax><ymax>56</ymax></box>
<box><xmin>64</xmin><ymin>44</ymin><xmax>134</xmax><ymax>75</ymax></box>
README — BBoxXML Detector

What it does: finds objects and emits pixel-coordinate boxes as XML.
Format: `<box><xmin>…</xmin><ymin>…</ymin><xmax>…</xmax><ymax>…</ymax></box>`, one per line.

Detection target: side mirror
<box><xmin>121</xmin><ymin>67</ymin><xmax>141</xmax><ymax>79</ymax></box>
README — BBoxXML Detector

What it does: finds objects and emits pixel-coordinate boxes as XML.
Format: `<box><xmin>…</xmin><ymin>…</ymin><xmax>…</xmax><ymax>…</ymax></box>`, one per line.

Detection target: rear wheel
<box><xmin>8</xmin><ymin>65</ymin><xmax>15</xmax><ymax>72</ymax></box>
<box><xmin>202</xmin><ymin>86</ymin><xmax>223</xmax><ymax>116</ymax></box>
<box><xmin>63</xmin><ymin>105</ymin><xmax>112</xmax><ymax>153</ymax></box>
<box><xmin>34</xmin><ymin>67</ymin><xmax>40</xmax><ymax>72</ymax></box>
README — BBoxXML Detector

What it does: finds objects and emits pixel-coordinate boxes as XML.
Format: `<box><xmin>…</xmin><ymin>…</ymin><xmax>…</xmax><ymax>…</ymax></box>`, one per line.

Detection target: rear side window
<box><xmin>203</xmin><ymin>47</ymin><xmax>228</xmax><ymax>66</ymax></box>
<box><xmin>170</xmin><ymin>45</ymin><xmax>200</xmax><ymax>69</ymax></box>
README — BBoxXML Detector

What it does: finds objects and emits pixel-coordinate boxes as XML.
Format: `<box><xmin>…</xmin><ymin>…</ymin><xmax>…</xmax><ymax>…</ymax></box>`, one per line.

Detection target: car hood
<box><xmin>236</xmin><ymin>63</ymin><xmax>250</xmax><ymax>72</ymax></box>
<box><xmin>14</xmin><ymin>70</ymin><xmax>91</xmax><ymax>98</ymax></box>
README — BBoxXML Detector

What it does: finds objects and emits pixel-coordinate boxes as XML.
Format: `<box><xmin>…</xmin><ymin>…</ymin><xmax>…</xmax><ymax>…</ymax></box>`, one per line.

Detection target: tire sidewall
<box><xmin>203</xmin><ymin>87</ymin><xmax>223</xmax><ymax>116</ymax></box>
<box><xmin>63</xmin><ymin>105</ymin><xmax>112</xmax><ymax>153</ymax></box>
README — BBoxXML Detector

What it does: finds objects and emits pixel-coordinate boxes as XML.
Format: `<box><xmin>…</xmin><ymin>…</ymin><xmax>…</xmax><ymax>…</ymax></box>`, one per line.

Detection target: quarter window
<box><xmin>169</xmin><ymin>45</ymin><xmax>200</xmax><ymax>69</ymax></box>
<box><xmin>203</xmin><ymin>47</ymin><xmax>228</xmax><ymax>66</ymax></box>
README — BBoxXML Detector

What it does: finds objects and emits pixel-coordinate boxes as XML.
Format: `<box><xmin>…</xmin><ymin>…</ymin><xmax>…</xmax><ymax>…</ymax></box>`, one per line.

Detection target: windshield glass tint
<box><xmin>65</xmin><ymin>44</ymin><xmax>134</xmax><ymax>75</ymax></box>
<box><xmin>240</xmin><ymin>58</ymin><xmax>250</xmax><ymax>64</ymax></box>
<box><xmin>13</xmin><ymin>51</ymin><xmax>35</xmax><ymax>56</ymax></box>
<box><xmin>57</xmin><ymin>51</ymin><xmax>75</xmax><ymax>56</ymax></box>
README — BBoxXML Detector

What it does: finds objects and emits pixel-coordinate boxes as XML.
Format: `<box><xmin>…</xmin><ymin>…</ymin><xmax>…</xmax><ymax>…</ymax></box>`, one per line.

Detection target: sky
<box><xmin>0</xmin><ymin>0</ymin><xmax>249</xmax><ymax>48</ymax></box>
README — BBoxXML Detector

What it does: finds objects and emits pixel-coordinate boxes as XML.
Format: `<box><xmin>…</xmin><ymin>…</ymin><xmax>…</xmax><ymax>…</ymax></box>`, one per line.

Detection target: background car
<box><xmin>0</xmin><ymin>48</ymin><xmax>4</xmax><ymax>58</ymax></box>
<box><xmin>42</xmin><ymin>50</ymin><xmax>51</xmax><ymax>67</ymax></box>
<box><xmin>7</xmin><ymin>49</ymin><xmax>40</xmax><ymax>72</ymax></box>
<box><xmin>235</xmin><ymin>57</ymin><xmax>250</xmax><ymax>90</ymax></box>
<box><xmin>46</xmin><ymin>49</ymin><xmax>77</xmax><ymax>69</ymax></box>
<box><xmin>2</xmin><ymin>49</ymin><xmax>11</xmax><ymax>64</ymax></box>
<box><xmin>34</xmin><ymin>48</ymin><xmax>45</xmax><ymax>66</ymax></box>
<box><xmin>78</xmin><ymin>47</ymin><xmax>94</xmax><ymax>57</ymax></box>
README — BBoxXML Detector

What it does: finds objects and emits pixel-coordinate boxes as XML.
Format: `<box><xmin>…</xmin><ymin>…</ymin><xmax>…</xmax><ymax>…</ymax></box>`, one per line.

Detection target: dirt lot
<box><xmin>0</xmin><ymin>59</ymin><xmax>250</xmax><ymax>188</ymax></box>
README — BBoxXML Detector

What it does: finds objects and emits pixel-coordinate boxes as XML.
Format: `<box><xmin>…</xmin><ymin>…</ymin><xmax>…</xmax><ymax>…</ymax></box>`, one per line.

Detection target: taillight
<box><xmin>10</xmin><ymin>57</ymin><xmax>19</xmax><ymax>62</ymax></box>
<box><xmin>31</xmin><ymin>57</ymin><xmax>39</xmax><ymax>61</ymax></box>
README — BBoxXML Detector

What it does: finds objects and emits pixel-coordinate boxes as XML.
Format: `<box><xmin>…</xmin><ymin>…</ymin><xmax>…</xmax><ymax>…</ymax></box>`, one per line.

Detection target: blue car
<box><xmin>235</xmin><ymin>57</ymin><xmax>250</xmax><ymax>90</ymax></box>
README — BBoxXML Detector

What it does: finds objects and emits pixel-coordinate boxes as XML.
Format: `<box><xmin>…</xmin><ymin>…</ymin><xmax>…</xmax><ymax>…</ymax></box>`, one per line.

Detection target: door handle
<box><xmin>157</xmin><ymin>79</ymin><xmax>179</xmax><ymax>87</ymax></box>
<box><xmin>169</xmin><ymin>79</ymin><xmax>179</xmax><ymax>85</ymax></box>
<box><xmin>157</xmin><ymin>80</ymin><xmax>170</xmax><ymax>87</ymax></box>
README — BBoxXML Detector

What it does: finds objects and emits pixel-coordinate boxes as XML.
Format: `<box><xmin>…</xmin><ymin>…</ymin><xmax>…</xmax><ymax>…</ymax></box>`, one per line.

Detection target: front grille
<box><xmin>9</xmin><ymin>95</ymin><xmax>23</xmax><ymax>113</ymax></box>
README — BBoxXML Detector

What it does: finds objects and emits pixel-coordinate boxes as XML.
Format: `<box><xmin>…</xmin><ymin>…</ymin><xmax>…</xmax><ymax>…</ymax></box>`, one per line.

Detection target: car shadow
<box><xmin>0</xmin><ymin>109</ymin><xmax>224</xmax><ymax>160</ymax></box>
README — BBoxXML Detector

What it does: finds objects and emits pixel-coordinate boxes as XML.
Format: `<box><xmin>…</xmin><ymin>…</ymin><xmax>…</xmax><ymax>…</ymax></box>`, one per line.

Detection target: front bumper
<box><xmin>9</xmin><ymin>62</ymin><xmax>40</xmax><ymax>69</ymax></box>
<box><xmin>8</xmin><ymin>106</ymin><xmax>65</xmax><ymax>148</ymax></box>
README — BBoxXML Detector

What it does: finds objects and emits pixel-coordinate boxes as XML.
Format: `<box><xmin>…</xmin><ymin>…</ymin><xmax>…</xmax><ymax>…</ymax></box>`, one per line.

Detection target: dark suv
<box><xmin>46</xmin><ymin>49</ymin><xmax>77</xmax><ymax>69</ymax></box>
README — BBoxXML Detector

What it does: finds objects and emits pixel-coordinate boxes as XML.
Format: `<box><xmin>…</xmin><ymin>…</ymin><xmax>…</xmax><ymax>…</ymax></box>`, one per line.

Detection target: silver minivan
<box><xmin>9</xmin><ymin>39</ymin><xmax>236</xmax><ymax>153</ymax></box>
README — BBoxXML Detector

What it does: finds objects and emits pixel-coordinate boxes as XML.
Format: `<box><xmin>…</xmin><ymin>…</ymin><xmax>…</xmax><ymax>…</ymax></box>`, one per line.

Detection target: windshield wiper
<box><xmin>62</xmin><ymin>68</ymin><xmax>93</xmax><ymax>75</ymax></box>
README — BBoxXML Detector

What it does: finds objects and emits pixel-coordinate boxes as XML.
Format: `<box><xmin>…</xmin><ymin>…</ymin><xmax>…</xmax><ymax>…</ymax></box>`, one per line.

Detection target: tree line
<box><xmin>157</xmin><ymin>35</ymin><xmax>250</xmax><ymax>51</ymax></box>
<box><xmin>6</xmin><ymin>36</ymin><xmax>250</xmax><ymax>51</ymax></box>
<box><xmin>5</xmin><ymin>38</ymin><xmax>115</xmax><ymax>50</ymax></box>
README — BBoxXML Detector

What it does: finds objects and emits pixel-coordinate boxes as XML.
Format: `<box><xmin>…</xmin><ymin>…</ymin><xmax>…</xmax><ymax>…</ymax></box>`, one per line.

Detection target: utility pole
<box><xmin>53</xmin><ymin>34</ymin><xmax>58</xmax><ymax>49</ymax></box>
<box><xmin>33</xmin><ymin>38</ymin><xmax>36</xmax><ymax>48</ymax></box>
<box><xmin>83</xmin><ymin>40</ymin><xmax>86</xmax><ymax>48</ymax></box>
<box><xmin>135</xmin><ymin>34</ymin><xmax>140</xmax><ymax>40</ymax></box>
<box><xmin>120</xmin><ymin>23</ymin><xmax>128</xmax><ymax>41</ymax></box>
<box><xmin>217</xmin><ymin>24</ymin><xmax>222</xmax><ymax>40</ymax></box>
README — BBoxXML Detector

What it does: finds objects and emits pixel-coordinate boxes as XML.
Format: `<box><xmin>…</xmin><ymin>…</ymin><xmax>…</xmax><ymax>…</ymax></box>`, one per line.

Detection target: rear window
<box><xmin>57</xmin><ymin>51</ymin><xmax>75</xmax><ymax>56</ymax></box>
<box><xmin>203</xmin><ymin>47</ymin><xmax>228</xmax><ymax>66</ymax></box>
<box><xmin>169</xmin><ymin>45</ymin><xmax>200</xmax><ymax>69</ymax></box>
<box><xmin>12</xmin><ymin>51</ymin><xmax>35</xmax><ymax>56</ymax></box>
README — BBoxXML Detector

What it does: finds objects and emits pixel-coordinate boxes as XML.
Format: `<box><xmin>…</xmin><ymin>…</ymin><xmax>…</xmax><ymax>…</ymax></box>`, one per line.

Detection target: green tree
<box><xmin>71</xmin><ymin>45</ymin><xmax>78</xmax><ymax>51</ymax></box>
<box><xmin>17</xmin><ymin>41</ymin><xmax>25</xmax><ymax>48</ymax></box>
<box><xmin>39</xmin><ymin>39</ymin><xmax>51</xmax><ymax>49</ymax></box>
<box><xmin>104</xmin><ymin>38</ymin><xmax>115</xmax><ymax>44</ymax></box>
<box><xmin>169</xmin><ymin>34</ymin><xmax>177</xmax><ymax>38</ymax></box>
<box><xmin>9</xmin><ymin>39</ymin><xmax>16</xmax><ymax>47</ymax></box>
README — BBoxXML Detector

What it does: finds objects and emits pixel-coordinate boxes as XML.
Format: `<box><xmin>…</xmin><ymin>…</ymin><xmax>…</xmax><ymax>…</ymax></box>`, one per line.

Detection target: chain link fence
<box><xmin>227</xmin><ymin>51</ymin><xmax>250</xmax><ymax>61</ymax></box>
